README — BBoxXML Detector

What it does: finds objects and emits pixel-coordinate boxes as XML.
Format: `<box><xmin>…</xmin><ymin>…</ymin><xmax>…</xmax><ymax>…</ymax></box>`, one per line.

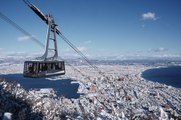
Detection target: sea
<box><xmin>0</xmin><ymin>74</ymin><xmax>81</xmax><ymax>99</ymax></box>
<box><xmin>141</xmin><ymin>66</ymin><xmax>181</xmax><ymax>88</ymax></box>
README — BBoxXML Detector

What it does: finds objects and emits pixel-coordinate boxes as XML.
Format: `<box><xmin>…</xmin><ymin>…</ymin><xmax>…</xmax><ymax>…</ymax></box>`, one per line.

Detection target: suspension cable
<box><xmin>58</xmin><ymin>57</ymin><xmax>86</xmax><ymax>77</ymax></box>
<box><xmin>0</xmin><ymin>11</ymin><xmax>105</xmax><ymax>77</ymax></box>
<box><xmin>59</xmin><ymin>34</ymin><xmax>105</xmax><ymax>76</ymax></box>
<box><xmin>0</xmin><ymin>9</ymin><xmax>115</xmax><ymax>112</ymax></box>
<box><xmin>0</xmin><ymin>11</ymin><xmax>44</xmax><ymax>48</ymax></box>
<box><xmin>0</xmin><ymin>11</ymin><xmax>88</xmax><ymax>77</ymax></box>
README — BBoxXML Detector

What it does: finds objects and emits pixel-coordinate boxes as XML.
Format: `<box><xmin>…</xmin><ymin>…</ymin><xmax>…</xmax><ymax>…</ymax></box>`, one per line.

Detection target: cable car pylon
<box><xmin>22</xmin><ymin>0</ymin><xmax>105</xmax><ymax>78</ymax></box>
<box><xmin>23</xmin><ymin>0</ymin><xmax>65</xmax><ymax>77</ymax></box>
<box><xmin>38</xmin><ymin>15</ymin><xmax>58</xmax><ymax>61</ymax></box>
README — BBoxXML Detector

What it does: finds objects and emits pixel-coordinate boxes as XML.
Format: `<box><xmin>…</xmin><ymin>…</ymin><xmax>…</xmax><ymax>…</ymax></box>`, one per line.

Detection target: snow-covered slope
<box><xmin>0</xmin><ymin>62</ymin><xmax>181</xmax><ymax>119</ymax></box>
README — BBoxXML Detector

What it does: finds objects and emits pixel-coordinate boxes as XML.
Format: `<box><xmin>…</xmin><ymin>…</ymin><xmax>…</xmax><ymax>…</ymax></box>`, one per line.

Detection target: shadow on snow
<box><xmin>0</xmin><ymin>73</ymin><xmax>80</xmax><ymax>99</ymax></box>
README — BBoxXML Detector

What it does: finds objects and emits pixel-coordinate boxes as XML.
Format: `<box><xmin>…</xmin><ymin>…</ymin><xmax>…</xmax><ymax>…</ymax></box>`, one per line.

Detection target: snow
<box><xmin>0</xmin><ymin>61</ymin><xmax>181</xmax><ymax>119</ymax></box>
<box><xmin>3</xmin><ymin>112</ymin><xmax>12</xmax><ymax>120</ymax></box>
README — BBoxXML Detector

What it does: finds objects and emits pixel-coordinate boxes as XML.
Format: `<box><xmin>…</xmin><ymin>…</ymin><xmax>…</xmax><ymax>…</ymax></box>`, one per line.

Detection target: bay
<box><xmin>142</xmin><ymin>66</ymin><xmax>181</xmax><ymax>88</ymax></box>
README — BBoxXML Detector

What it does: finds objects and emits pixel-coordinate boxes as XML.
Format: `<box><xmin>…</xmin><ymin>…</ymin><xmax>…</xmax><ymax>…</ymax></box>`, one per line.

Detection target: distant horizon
<box><xmin>0</xmin><ymin>0</ymin><xmax>181</xmax><ymax>59</ymax></box>
<box><xmin>0</xmin><ymin>51</ymin><xmax>181</xmax><ymax>61</ymax></box>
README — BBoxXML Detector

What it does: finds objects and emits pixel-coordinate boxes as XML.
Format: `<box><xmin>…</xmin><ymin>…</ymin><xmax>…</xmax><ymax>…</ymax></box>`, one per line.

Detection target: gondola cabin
<box><xmin>23</xmin><ymin>61</ymin><xmax>65</xmax><ymax>78</ymax></box>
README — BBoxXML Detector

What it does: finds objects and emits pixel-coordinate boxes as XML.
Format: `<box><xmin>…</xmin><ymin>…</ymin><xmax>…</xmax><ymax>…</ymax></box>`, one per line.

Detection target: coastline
<box><xmin>141</xmin><ymin>65</ymin><xmax>181</xmax><ymax>88</ymax></box>
<box><xmin>0</xmin><ymin>63</ymin><xmax>181</xmax><ymax>119</ymax></box>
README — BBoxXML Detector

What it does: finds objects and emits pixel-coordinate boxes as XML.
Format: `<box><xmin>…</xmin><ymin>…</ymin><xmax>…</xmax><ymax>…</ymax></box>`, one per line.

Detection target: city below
<box><xmin>0</xmin><ymin>57</ymin><xmax>181</xmax><ymax>119</ymax></box>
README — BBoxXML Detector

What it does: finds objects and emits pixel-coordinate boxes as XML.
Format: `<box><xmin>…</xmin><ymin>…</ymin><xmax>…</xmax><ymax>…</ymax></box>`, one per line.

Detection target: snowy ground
<box><xmin>0</xmin><ymin>63</ymin><xmax>181</xmax><ymax>119</ymax></box>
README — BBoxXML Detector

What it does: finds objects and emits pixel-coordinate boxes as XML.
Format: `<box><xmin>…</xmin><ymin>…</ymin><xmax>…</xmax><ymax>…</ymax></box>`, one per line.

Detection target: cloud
<box><xmin>155</xmin><ymin>54</ymin><xmax>181</xmax><ymax>58</ymax></box>
<box><xmin>77</xmin><ymin>46</ymin><xmax>87</xmax><ymax>52</ymax></box>
<box><xmin>65</xmin><ymin>46</ymin><xmax>88</xmax><ymax>52</ymax></box>
<box><xmin>17</xmin><ymin>35</ymin><xmax>32</xmax><ymax>41</ymax></box>
<box><xmin>63</xmin><ymin>46</ymin><xmax>88</xmax><ymax>58</ymax></box>
<box><xmin>142</xmin><ymin>12</ymin><xmax>158</xmax><ymax>20</ymax></box>
<box><xmin>84</xmin><ymin>40</ymin><xmax>92</xmax><ymax>44</ymax></box>
<box><xmin>62</xmin><ymin>46</ymin><xmax>90</xmax><ymax>59</ymax></box>
<box><xmin>149</xmin><ymin>47</ymin><xmax>168</xmax><ymax>52</ymax></box>
<box><xmin>97</xmin><ymin>53</ymin><xmax>181</xmax><ymax>60</ymax></box>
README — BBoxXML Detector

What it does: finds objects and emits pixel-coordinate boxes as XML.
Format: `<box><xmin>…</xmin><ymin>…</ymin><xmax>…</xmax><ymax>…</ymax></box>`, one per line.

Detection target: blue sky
<box><xmin>0</xmin><ymin>0</ymin><xmax>181</xmax><ymax>59</ymax></box>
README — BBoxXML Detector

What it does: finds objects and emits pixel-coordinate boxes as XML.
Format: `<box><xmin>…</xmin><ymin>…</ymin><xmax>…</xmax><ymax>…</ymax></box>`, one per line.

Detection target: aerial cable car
<box><xmin>23</xmin><ymin>0</ymin><xmax>65</xmax><ymax>77</ymax></box>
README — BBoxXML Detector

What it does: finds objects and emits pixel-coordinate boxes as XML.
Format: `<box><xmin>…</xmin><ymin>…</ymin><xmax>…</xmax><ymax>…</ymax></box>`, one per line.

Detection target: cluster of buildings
<box><xmin>0</xmin><ymin>64</ymin><xmax>181</xmax><ymax>119</ymax></box>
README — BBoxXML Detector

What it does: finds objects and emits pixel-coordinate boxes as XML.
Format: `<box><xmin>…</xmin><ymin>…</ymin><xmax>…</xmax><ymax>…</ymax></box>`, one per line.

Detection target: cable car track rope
<box><xmin>0</xmin><ymin>12</ymin><xmax>44</xmax><ymax>48</ymax></box>
<box><xmin>0</xmin><ymin>11</ymin><xmax>105</xmax><ymax>76</ymax></box>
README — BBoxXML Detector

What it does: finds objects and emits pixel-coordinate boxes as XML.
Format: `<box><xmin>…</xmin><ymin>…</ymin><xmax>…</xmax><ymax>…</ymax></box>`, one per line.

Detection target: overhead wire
<box><xmin>24</xmin><ymin>0</ymin><xmax>106</xmax><ymax>76</ymax></box>
<box><xmin>0</xmin><ymin>11</ymin><xmax>44</xmax><ymax>48</ymax></box>
<box><xmin>22</xmin><ymin>0</ymin><xmax>98</xmax><ymax>71</ymax></box>
<box><xmin>0</xmin><ymin>9</ymin><xmax>114</xmax><ymax>112</ymax></box>
<box><xmin>0</xmin><ymin>11</ymin><xmax>105</xmax><ymax>77</ymax></box>
<box><xmin>58</xmin><ymin>56</ymin><xmax>86</xmax><ymax>77</ymax></box>
<box><xmin>0</xmin><ymin>11</ymin><xmax>88</xmax><ymax>77</ymax></box>
<box><xmin>58</xmin><ymin>34</ymin><xmax>105</xmax><ymax>76</ymax></box>
<box><xmin>59</xmin><ymin>34</ymin><xmax>97</xmax><ymax>69</ymax></box>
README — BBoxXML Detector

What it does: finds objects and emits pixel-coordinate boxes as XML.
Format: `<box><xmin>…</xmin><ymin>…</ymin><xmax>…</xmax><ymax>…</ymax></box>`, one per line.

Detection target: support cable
<box><xmin>0</xmin><ymin>12</ymin><xmax>114</xmax><ymax>112</ymax></box>
<box><xmin>0</xmin><ymin>11</ymin><xmax>87</xmax><ymax>77</ymax></box>
<box><xmin>0</xmin><ymin>11</ymin><xmax>44</xmax><ymax>48</ymax></box>
<box><xmin>59</xmin><ymin>34</ymin><xmax>105</xmax><ymax>76</ymax></box>
<box><xmin>0</xmin><ymin>11</ymin><xmax>105</xmax><ymax>77</ymax></box>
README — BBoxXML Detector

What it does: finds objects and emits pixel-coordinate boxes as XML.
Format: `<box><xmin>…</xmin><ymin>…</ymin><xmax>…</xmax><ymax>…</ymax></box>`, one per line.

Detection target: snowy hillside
<box><xmin>0</xmin><ymin>60</ymin><xmax>181</xmax><ymax>119</ymax></box>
